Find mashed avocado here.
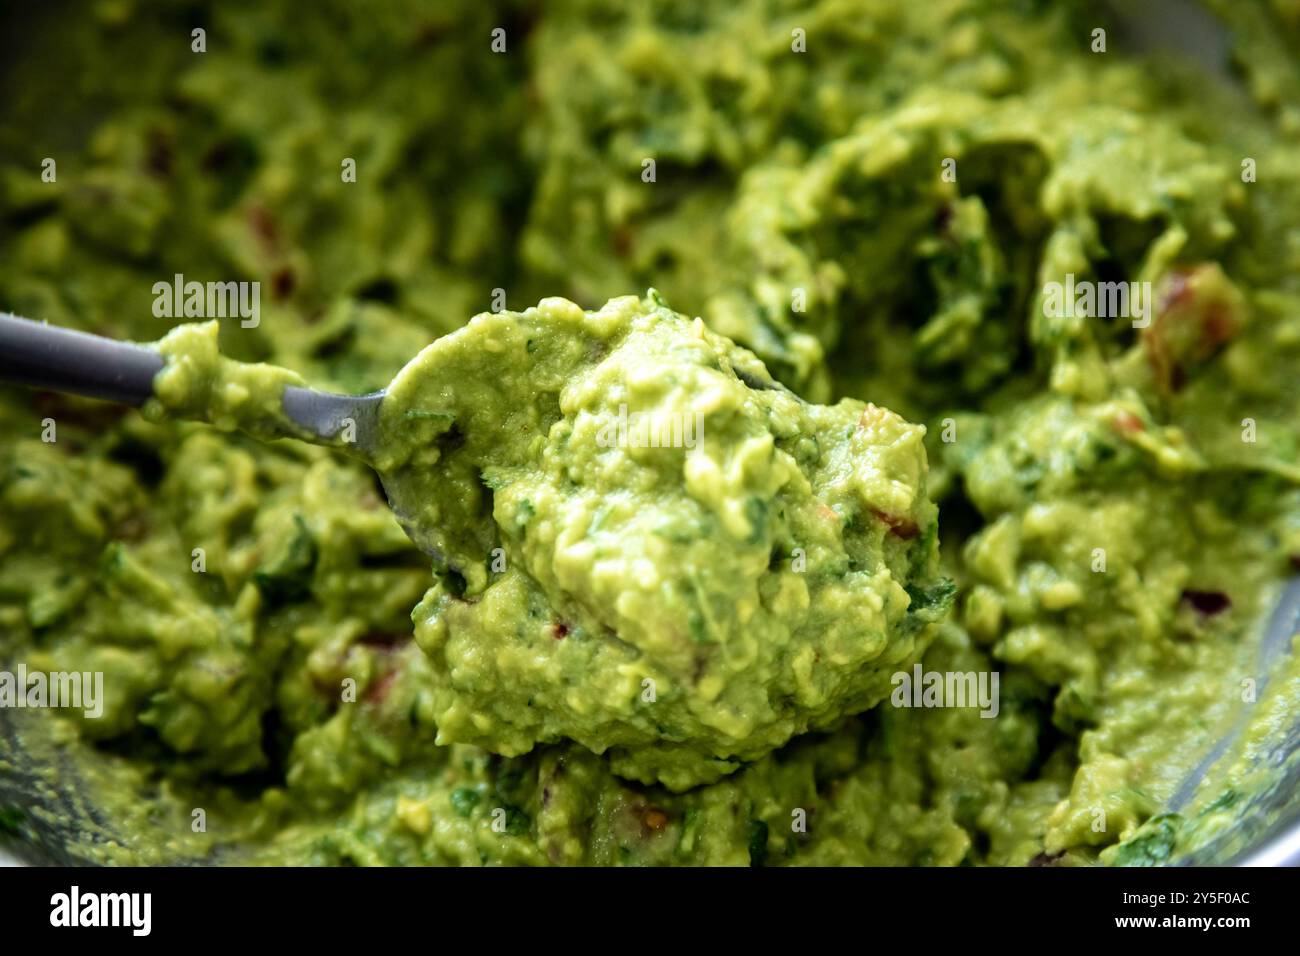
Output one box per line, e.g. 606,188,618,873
3,0,1300,866
148,320,313,441
381,293,945,789
143,294,947,791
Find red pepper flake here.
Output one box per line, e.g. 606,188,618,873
1145,265,1245,394
872,508,920,540
551,621,570,640
1111,411,1145,435
643,808,669,832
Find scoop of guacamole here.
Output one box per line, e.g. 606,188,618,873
376,293,946,789
4,0,1300,867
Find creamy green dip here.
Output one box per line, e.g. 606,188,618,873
384,293,945,789
143,294,948,791
3,0,1300,866
148,320,313,442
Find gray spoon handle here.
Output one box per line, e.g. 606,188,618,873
0,312,164,405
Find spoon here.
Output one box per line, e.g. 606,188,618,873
0,312,385,449
0,311,447,553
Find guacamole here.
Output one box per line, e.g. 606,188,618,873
143,294,947,791
385,294,945,789
148,320,314,442
3,0,1300,866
